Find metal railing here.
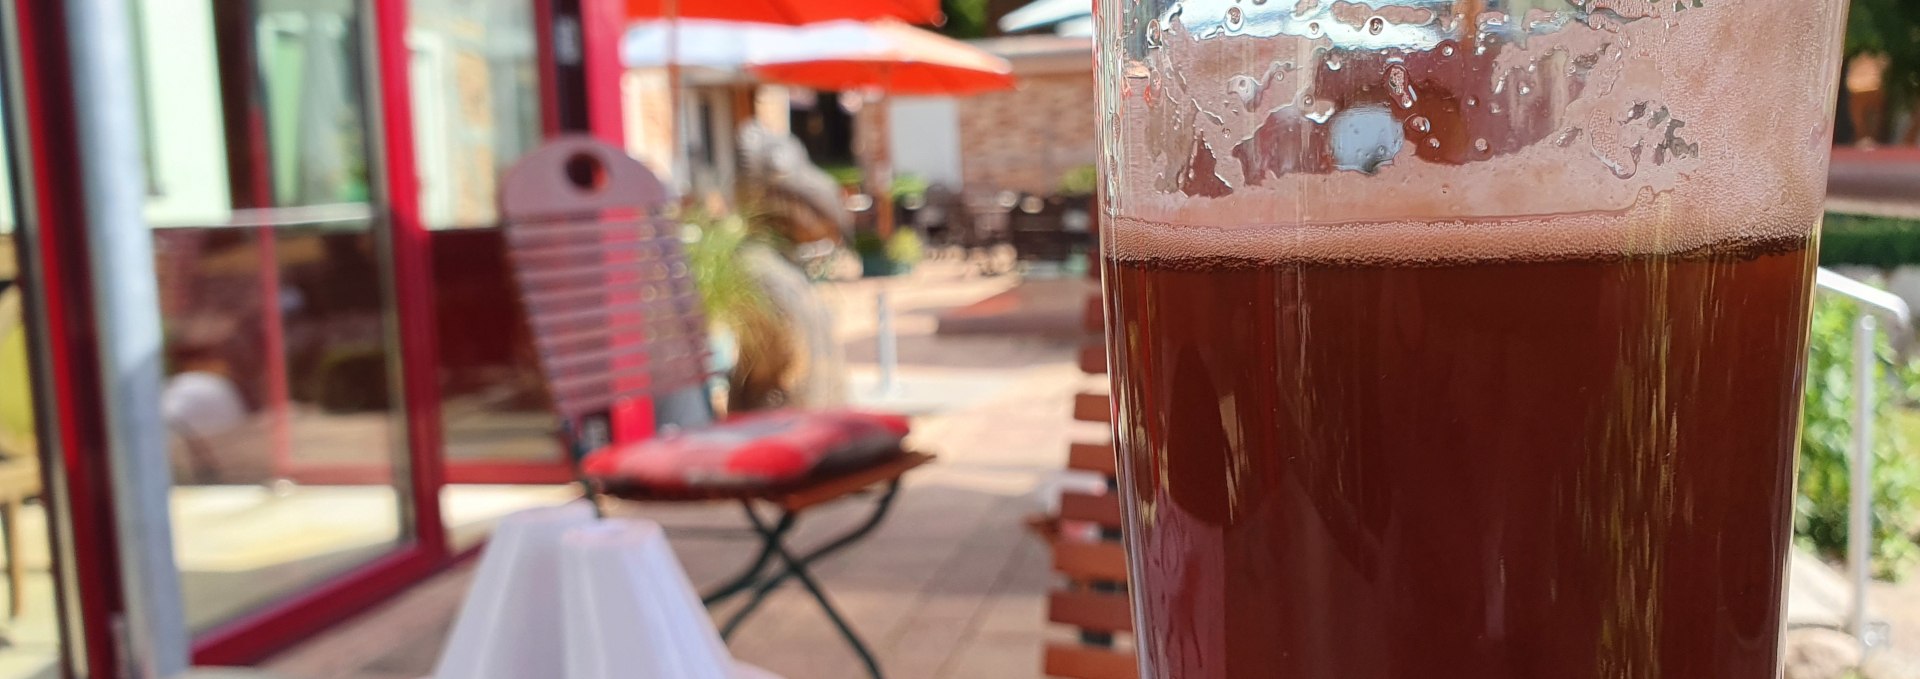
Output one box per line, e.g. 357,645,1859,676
1814,267,1912,648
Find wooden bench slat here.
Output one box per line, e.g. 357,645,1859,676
1084,296,1104,332
1079,342,1106,375
1049,589,1134,633
1067,442,1117,477
1044,643,1138,679
1058,491,1123,529
1053,539,1129,582
1073,392,1110,423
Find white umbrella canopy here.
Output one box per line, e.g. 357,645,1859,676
625,18,1011,79
621,19,784,69
1054,15,1094,37
997,0,1091,33
620,19,895,70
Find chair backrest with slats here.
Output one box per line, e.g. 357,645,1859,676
499,137,708,441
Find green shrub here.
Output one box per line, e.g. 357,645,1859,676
1820,212,1920,269
890,174,929,203
886,229,924,265
940,0,990,39
852,229,884,257
1797,295,1920,578
823,164,863,189
1059,165,1099,197
679,208,775,339
816,165,926,203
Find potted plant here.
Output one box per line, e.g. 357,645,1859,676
853,228,923,278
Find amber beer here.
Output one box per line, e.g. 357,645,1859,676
1105,232,1815,677
1096,0,1847,675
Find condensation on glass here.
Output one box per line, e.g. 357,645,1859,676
1096,0,1848,262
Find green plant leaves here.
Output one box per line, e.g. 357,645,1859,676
1797,295,1920,579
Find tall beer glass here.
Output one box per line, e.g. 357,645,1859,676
1095,0,1849,676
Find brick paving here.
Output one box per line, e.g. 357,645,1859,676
262,262,1091,679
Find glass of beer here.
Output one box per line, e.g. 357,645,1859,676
1094,0,1849,676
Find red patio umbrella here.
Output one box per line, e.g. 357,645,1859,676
626,0,943,192
749,20,1016,236
749,20,1016,96
625,0,942,25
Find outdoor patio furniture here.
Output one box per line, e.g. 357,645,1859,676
1007,194,1078,266
911,184,961,253
500,136,931,679
957,189,1016,275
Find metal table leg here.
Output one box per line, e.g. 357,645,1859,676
703,481,904,679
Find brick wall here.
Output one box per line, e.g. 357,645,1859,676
957,70,1098,195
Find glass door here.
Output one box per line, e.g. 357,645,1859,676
139,0,441,654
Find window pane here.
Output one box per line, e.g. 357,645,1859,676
136,0,232,226
409,0,543,228
412,0,572,548
158,0,411,634
258,8,372,207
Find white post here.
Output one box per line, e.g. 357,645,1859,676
875,288,896,395
64,0,188,674
1851,313,1876,647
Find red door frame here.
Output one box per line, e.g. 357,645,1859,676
11,2,133,675
582,0,628,145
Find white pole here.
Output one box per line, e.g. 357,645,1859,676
1851,312,1876,648
666,0,687,194
64,0,188,674
875,288,896,394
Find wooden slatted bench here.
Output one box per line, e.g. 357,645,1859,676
1040,212,1138,679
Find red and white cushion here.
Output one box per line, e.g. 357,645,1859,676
581,409,910,490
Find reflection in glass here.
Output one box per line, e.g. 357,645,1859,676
157,224,407,632
409,0,543,229
158,0,409,634
410,0,576,543
258,8,371,206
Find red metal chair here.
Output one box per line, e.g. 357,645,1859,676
499,136,930,679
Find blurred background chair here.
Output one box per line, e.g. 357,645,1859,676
500,136,931,679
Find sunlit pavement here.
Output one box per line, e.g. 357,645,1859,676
262,261,1091,679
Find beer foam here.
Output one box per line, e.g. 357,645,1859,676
1097,0,1847,264
1109,191,1822,267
